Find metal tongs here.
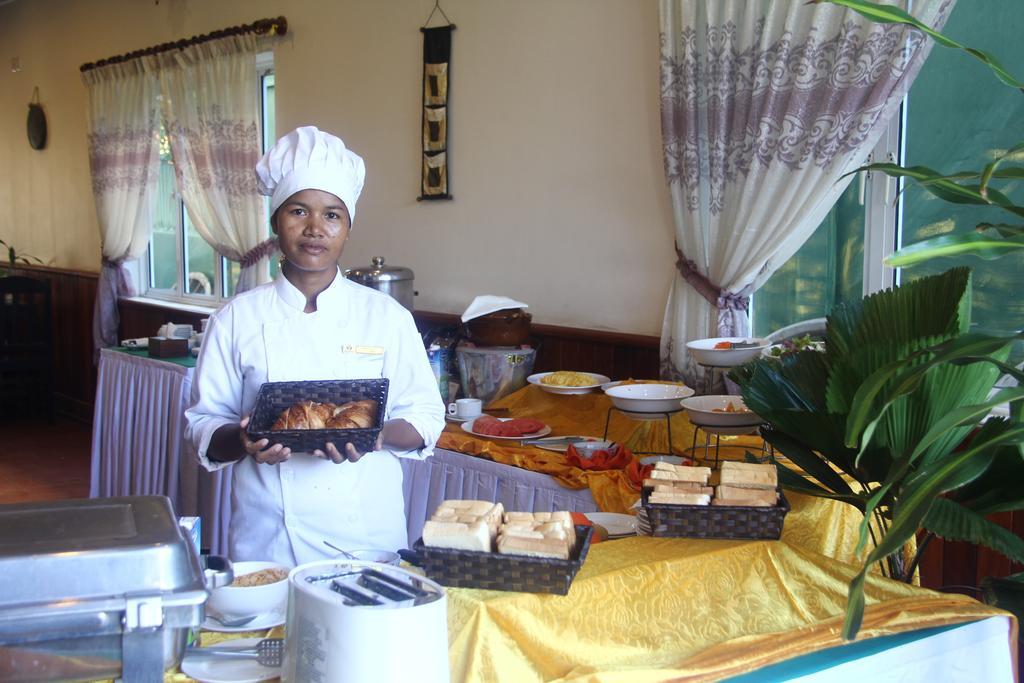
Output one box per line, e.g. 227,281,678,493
187,637,284,667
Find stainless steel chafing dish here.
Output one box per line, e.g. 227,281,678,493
0,496,231,683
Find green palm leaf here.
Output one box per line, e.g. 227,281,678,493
887,232,1024,266
924,498,1024,564
814,0,1024,91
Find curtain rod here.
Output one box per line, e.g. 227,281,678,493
79,16,287,73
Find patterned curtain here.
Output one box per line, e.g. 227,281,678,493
659,0,954,385
149,34,272,294
83,61,162,357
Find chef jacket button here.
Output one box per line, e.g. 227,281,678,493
348,514,358,522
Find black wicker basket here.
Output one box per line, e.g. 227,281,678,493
411,524,594,595
641,487,790,540
246,379,389,453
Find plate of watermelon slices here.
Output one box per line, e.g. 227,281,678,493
462,416,551,440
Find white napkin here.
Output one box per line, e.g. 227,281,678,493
460,295,530,323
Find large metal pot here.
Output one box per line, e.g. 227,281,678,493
344,256,417,311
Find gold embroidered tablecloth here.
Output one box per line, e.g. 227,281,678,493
445,537,1014,683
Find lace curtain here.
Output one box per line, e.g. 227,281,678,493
659,0,954,385
149,34,273,293
83,62,162,356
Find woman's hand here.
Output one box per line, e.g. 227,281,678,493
238,416,291,465
313,419,423,464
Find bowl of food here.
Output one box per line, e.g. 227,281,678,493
568,440,615,459
680,395,763,427
686,337,770,367
206,560,289,619
528,371,611,395
604,383,695,413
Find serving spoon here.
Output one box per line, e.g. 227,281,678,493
323,540,358,560
205,605,258,628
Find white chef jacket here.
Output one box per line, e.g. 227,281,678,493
185,268,445,566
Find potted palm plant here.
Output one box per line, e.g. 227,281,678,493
730,0,1024,640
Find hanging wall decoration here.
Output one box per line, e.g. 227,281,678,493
419,3,455,201
27,87,47,151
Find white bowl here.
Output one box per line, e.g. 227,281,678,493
207,560,289,619
680,395,764,428
346,549,401,566
686,337,770,367
605,383,695,413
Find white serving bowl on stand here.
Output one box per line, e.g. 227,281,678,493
680,395,764,431
686,337,770,367
605,383,696,418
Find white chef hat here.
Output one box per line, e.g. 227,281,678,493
255,125,366,222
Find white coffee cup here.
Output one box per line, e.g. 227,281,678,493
448,398,483,419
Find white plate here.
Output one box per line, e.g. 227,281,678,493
686,337,770,367
202,607,285,633
584,512,638,537
528,435,603,453
445,413,488,424
461,417,551,441
528,372,611,395
180,638,280,683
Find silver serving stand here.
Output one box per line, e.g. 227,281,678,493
688,420,772,468
601,406,685,457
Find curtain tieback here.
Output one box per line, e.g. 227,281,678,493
240,238,279,268
674,245,750,312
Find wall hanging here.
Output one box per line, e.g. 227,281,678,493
419,2,455,200
27,87,46,150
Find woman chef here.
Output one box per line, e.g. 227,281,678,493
185,126,446,566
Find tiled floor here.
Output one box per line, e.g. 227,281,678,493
0,416,92,503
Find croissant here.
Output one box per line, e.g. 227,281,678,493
271,399,378,431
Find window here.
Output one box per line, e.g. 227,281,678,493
753,3,1024,365
143,54,276,305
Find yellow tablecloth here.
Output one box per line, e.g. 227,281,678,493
438,385,759,514
446,537,1014,682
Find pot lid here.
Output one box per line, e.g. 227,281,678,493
344,256,413,283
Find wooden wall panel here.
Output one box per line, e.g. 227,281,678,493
412,311,661,381
8,265,98,422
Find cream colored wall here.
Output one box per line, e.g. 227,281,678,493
0,0,675,335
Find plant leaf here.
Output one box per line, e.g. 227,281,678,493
813,0,1024,92
924,498,1024,564
980,143,1024,199
886,232,1024,267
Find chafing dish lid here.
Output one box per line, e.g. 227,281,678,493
0,496,205,608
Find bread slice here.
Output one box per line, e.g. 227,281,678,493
648,491,711,506
422,519,491,552
497,534,570,560
653,483,713,496
712,496,775,507
647,466,710,485
716,484,778,500
435,499,495,515
719,469,777,489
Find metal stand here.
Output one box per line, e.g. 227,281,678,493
696,363,732,395
687,422,773,468
602,406,684,457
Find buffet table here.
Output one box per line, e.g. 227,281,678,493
161,539,1014,683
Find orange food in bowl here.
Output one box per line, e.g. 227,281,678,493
713,341,733,350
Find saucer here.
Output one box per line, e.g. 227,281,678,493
445,413,486,424
202,607,285,633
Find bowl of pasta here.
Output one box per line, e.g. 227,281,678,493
528,371,610,395
680,395,764,428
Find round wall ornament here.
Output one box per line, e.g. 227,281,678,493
27,87,46,150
